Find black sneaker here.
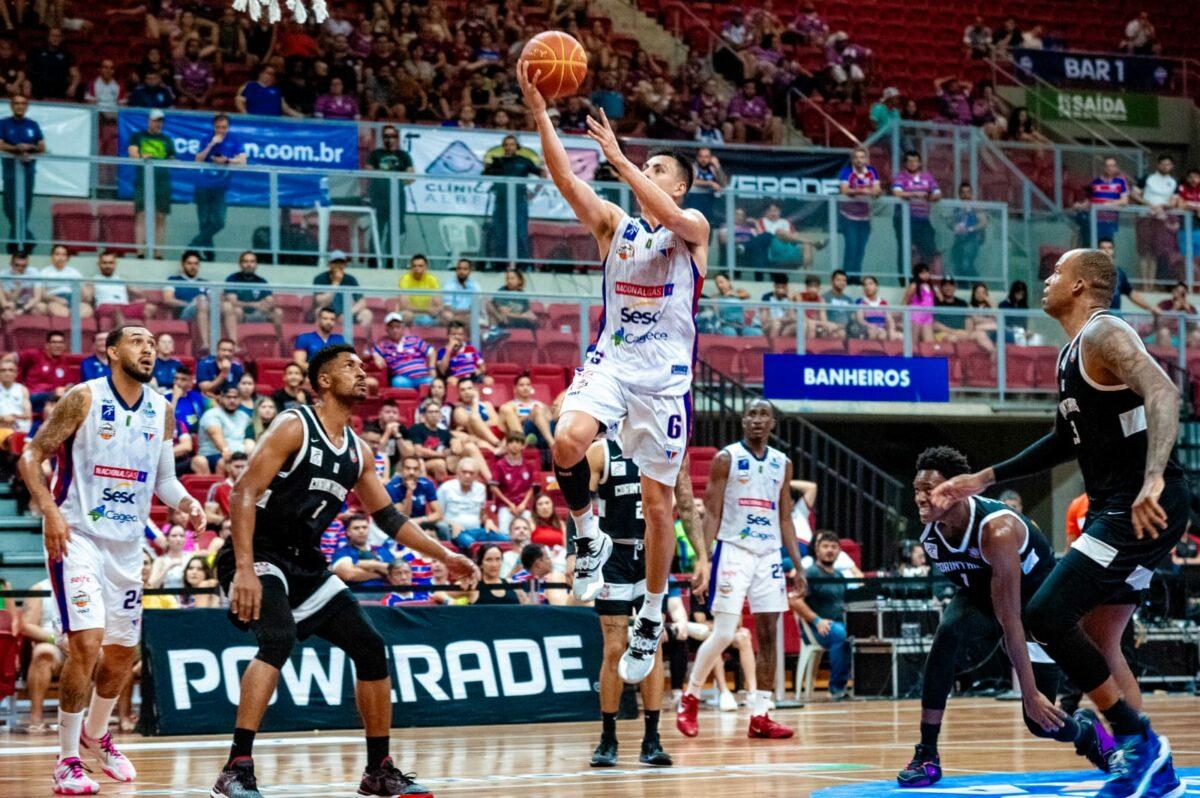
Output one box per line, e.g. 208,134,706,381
211,757,263,798
590,736,618,767
357,757,433,797
1074,709,1115,773
897,744,941,788
639,736,673,767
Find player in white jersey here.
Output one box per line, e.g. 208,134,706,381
676,400,803,740
19,326,204,796
520,62,711,684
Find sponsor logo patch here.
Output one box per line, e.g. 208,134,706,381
309,477,349,500
310,448,324,467
617,242,635,261
94,465,147,482
88,504,140,524
100,482,138,504
671,364,689,375
98,421,117,441
738,498,776,509
614,281,674,298
100,402,115,422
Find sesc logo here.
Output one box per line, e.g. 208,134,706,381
746,514,771,526
619,307,662,325
100,482,138,505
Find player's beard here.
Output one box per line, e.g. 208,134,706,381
121,360,154,384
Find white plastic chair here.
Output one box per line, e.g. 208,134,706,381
438,217,482,265
794,612,826,702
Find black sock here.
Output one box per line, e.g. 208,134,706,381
366,736,390,769
644,710,660,740
920,722,940,750
554,454,593,512
227,728,256,766
1101,700,1143,737
601,712,617,740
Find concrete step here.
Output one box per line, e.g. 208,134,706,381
0,527,43,552
0,498,18,515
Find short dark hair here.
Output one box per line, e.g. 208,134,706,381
770,272,789,285
1158,153,1174,163
317,306,337,317
284,361,305,375
344,513,368,528
214,113,230,125
505,430,526,444
46,330,65,342
307,344,357,394
813,529,841,548
915,446,971,479
181,249,201,263
456,258,473,268
104,324,140,349
515,372,532,386
904,150,921,160
175,364,193,377
647,148,694,193
229,451,248,462
447,320,466,333
410,253,428,266
520,543,546,570
51,243,69,256
805,274,820,287
831,269,846,280
1098,237,1114,247
216,337,235,349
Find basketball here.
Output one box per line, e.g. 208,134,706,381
519,31,588,99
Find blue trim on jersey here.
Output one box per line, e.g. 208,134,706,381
705,540,723,613
589,256,608,355
689,256,703,370
49,557,70,633
639,218,663,234
106,375,145,412
53,432,75,507
738,440,770,462
683,391,693,439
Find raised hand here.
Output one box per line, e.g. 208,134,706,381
517,60,547,115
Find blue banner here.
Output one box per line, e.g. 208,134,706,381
763,354,949,403
116,111,359,207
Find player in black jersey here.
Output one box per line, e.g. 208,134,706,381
210,345,478,798
935,249,1187,798
898,447,1113,788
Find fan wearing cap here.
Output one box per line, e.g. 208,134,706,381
127,108,175,259
870,87,901,132
372,311,435,390
311,250,373,326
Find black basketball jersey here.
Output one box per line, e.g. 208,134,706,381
1056,310,1182,506
596,439,644,539
255,405,364,564
919,496,1054,606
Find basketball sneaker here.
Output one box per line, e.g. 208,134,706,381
53,756,99,795
572,529,612,602
357,757,433,798
1096,718,1170,798
590,737,618,767
1147,753,1184,798
896,744,942,788
1074,709,1116,773
618,614,663,683
747,713,794,739
717,690,739,712
81,730,137,781
639,736,673,766
676,692,700,737
211,756,263,798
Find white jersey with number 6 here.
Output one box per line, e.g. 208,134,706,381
716,441,788,555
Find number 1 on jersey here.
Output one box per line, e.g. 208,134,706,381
312,500,328,520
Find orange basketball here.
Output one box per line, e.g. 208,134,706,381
519,31,588,99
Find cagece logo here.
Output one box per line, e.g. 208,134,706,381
100,482,138,505
619,307,662,325
88,504,139,524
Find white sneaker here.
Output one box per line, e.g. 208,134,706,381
81,731,137,782
618,614,663,684
572,529,613,602
53,756,99,795
718,691,738,712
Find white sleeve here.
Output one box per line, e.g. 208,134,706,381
154,433,189,507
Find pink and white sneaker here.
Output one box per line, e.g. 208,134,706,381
81,731,137,782
53,756,99,795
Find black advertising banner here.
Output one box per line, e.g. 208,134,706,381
715,147,846,196
1012,49,1174,93
140,605,603,736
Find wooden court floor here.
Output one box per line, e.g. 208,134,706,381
1,695,1198,797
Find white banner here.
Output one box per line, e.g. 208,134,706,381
398,126,601,220
0,100,94,198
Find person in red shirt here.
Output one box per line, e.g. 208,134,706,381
204,451,249,524
21,330,74,413
490,431,536,533
531,493,567,547
1173,168,1200,268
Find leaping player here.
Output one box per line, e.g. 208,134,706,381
676,400,802,740
18,326,206,796
520,62,709,682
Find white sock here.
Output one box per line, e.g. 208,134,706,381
571,506,596,540
84,693,117,740
753,690,773,716
58,708,84,761
639,590,665,622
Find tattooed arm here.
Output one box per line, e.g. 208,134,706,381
1083,315,1180,538
674,454,710,598
17,384,92,559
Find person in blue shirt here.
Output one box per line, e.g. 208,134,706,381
169,364,207,435
235,65,300,118
0,95,45,254
1098,238,1158,318
80,331,112,381
128,70,176,109
293,306,348,365
163,250,212,352
152,332,183,391
196,338,244,395
331,514,394,588
385,455,448,538
188,114,246,261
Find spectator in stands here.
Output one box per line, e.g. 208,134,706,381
314,75,359,120
1020,24,1044,50
20,576,67,733
272,362,311,410
966,283,1000,355
903,263,937,343
1132,154,1179,286
1121,12,1157,55
470,543,522,605
28,27,79,100
791,529,851,699
440,457,505,550
193,383,246,475
1152,281,1200,349
294,306,348,367
451,377,501,449
970,83,1005,139
696,272,751,337
38,243,89,319
999,280,1028,311
362,400,409,470
85,249,145,327
312,250,372,326
129,68,176,109
381,559,431,605
838,146,882,280
949,183,987,277
169,364,205,435
409,399,453,480
136,46,172,86
189,114,245,261
796,273,844,340
173,36,213,108
725,80,781,145
825,32,870,102
531,493,566,548
236,64,301,117
127,108,175,259
788,1,828,45
0,355,32,446
396,253,441,325
386,454,448,540
490,431,535,533
823,269,856,331
158,249,211,351
590,70,624,124
331,514,394,588
897,541,930,577
1075,157,1130,246
755,202,816,270
0,40,31,98
992,18,1022,56
235,372,258,415
1174,168,1200,263
365,124,413,257
892,151,942,275
440,258,480,326
372,311,434,389
487,268,539,337
934,77,972,126
0,250,40,319
501,517,533,577
868,87,900,133
760,273,798,347
197,337,243,395
694,108,724,145
483,134,542,265
80,331,111,381
963,16,992,59
1003,106,1047,143
204,450,247,525
685,147,727,223
84,58,123,117
932,276,970,341
179,555,219,608
498,373,555,447
221,250,281,343
21,330,72,412
147,524,189,589
857,275,898,341
0,94,43,254
999,489,1023,513
1098,238,1158,317
243,395,278,453
436,320,485,385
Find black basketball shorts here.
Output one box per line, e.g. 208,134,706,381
594,542,646,616
215,546,355,639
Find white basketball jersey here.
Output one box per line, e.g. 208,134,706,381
52,377,168,542
586,215,701,396
716,441,788,555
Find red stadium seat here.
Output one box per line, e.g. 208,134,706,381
8,316,50,352
96,203,136,253
530,364,568,396
956,341,996,388
491,329,538,364
239,323,281,360
51,202,98,250
803,338,847,355
698,334,739,376
737,336,770,383
839,538,862,569
917,341,962,386
180,474,220,502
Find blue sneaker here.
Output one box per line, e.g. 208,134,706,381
1148,754,1184,798
1096,719,1171,798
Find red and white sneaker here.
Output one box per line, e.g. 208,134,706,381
676,692,700,738
748,713,794,739
81,730,137,782
53,756,99,795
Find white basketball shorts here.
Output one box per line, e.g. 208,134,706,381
559,366,690,486
47,531,144,646
709,540,788,615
